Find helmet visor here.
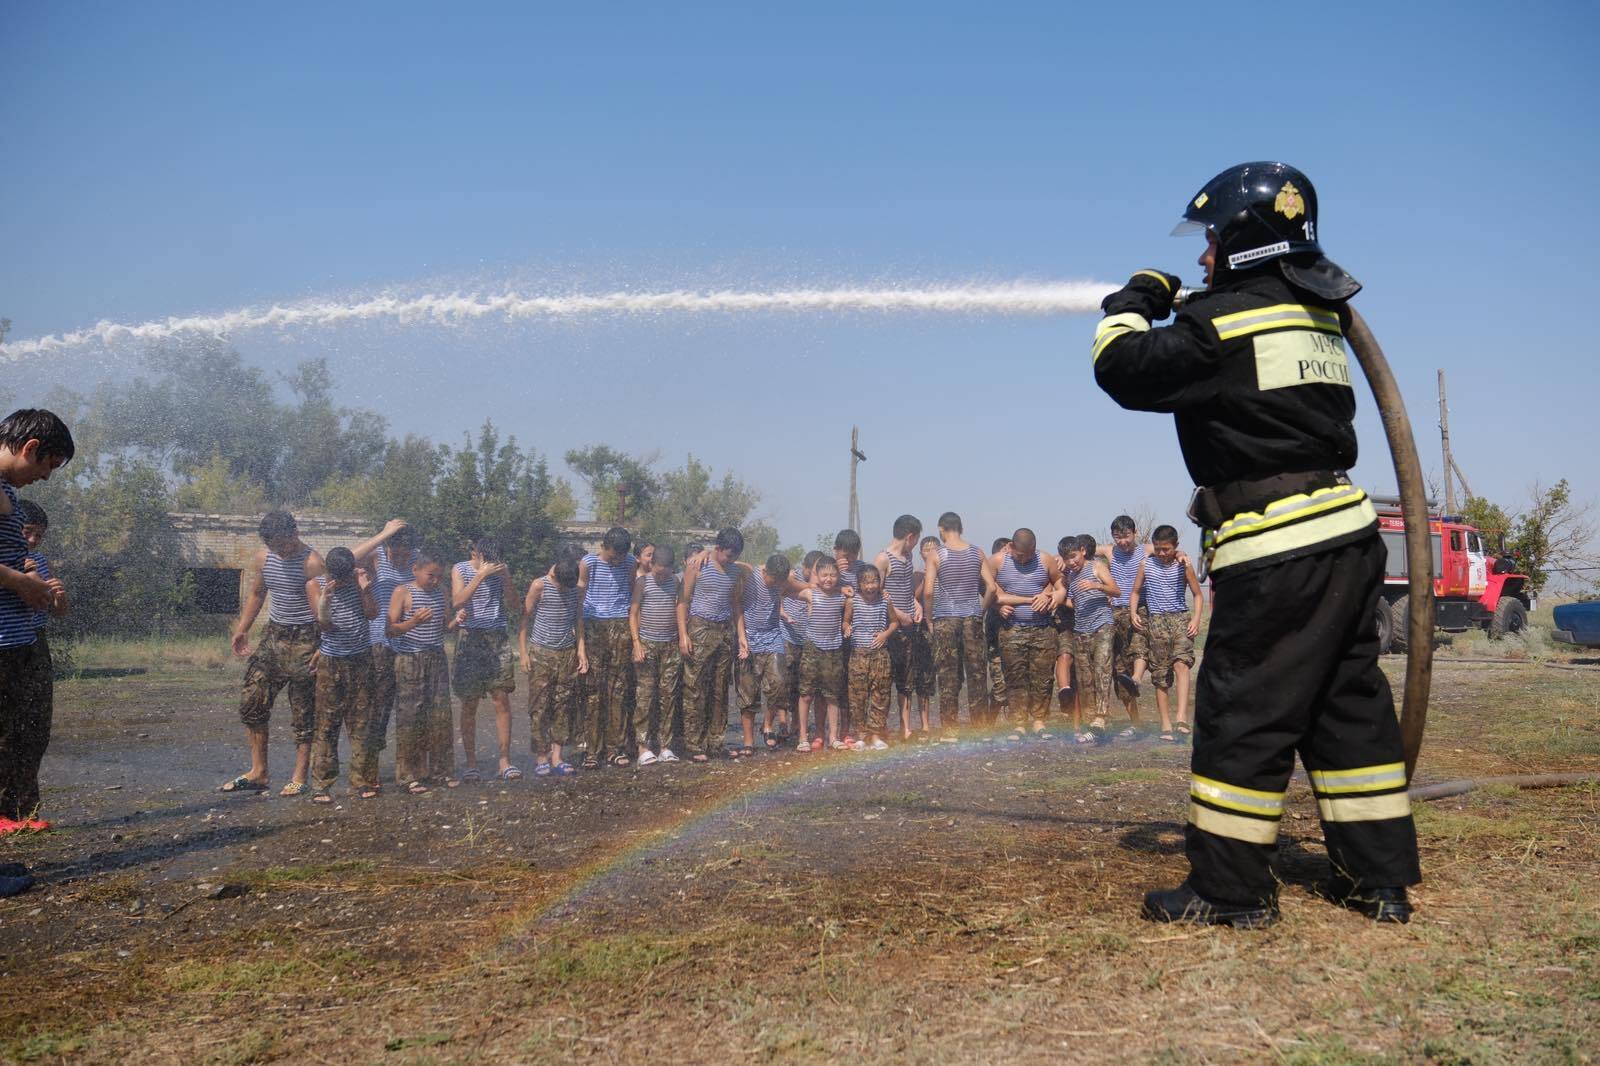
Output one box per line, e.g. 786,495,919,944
1171,219,1209,237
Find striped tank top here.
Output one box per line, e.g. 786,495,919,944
638,573,680,643
805,590,846,650
836,558,870,591
849,597,890,650
453,561,506,630
1069,564,1114,634
28,551,51,630
781,567,808,646
583,552,635,620
689,559,736,623
741,571,785,654
316,575,372,657
933,544,984,620
1142,557,1189,614
392,582,447,653
370,544,414,648
263,548,314,626
883,552,916,618
997,552,1049,627
1109,546,1142,608
532,578,580,649
0,483,29,650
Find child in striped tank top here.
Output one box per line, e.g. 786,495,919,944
734,553,793,755
578,527,637,770
791,556,849,752
1131,526,1204,743
366,530,417,761
1065,534,1122,745
451,537,519,782
387,550,466,794
679,528,745,762
305,547,380,801
521,557,584,775
780,551,822,744
630,545,682,765
1101,515,1151,725
874,514,924,742
924,512,997,740
844,566,905,750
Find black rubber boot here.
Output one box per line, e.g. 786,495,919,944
1314,877,1413,923
1141,881,1279,929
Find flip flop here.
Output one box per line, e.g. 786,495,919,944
554,761,577,776
219,774,268,794
498,765,523,781
534,763,553,777
763,731,778,749
312,790,333,805
461,768,483,783
1160,732,1178,742
356,787,381,799
278,780,308,797
406,780,431,795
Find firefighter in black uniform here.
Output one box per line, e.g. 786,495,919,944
1093,162,1421,927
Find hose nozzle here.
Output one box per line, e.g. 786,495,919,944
1173,287,1200,310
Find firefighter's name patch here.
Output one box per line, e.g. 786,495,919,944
1253,330,1351,391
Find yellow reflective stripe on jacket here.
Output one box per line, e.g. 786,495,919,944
1190,802,1280,844
1210,497,1377,572
1316,792,1412,823
1131,270,1173,292
1211,303,1341,341
1092,312,1150,363
1190,774,1285,817
1309,762,1407,795
1212,484,1369,547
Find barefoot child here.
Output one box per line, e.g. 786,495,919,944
387,549,466,794
791,557,848,751
845,565,903,750
735,553,791,755
630,545,681,765
452,537,518,781
521,557,586,776
1132,526,1203,743
305,547,380,802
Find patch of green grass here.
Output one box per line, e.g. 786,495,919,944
384,1031,452,1052
204,1027,279,1065
9,1029,89,1061
1413,804,1543,843
169,947,369,998
1280,1034,1394,1065
526,933,683,990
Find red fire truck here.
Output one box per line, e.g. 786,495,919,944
1373,497,1531,654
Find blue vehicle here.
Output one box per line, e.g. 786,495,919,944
1552,601,1600,648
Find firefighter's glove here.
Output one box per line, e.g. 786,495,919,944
1101,270,1182,321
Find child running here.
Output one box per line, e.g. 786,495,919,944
305,547,379,802
1131,525,1203,743
452,537,518,781
735,553,791,755
679,527,744,763
845,565,903,750
387,548,466,793
521,556,585,776
1064,534,1120,744
630,544,681,765
792,556,849,751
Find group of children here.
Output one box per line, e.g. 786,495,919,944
220,507,1206,801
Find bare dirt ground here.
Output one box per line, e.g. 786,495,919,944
2,644,1597,1065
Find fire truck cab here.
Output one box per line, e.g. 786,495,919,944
1372,497,1531,654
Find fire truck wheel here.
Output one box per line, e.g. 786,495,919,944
1489,597,1527,641
1375,598,1395,655
1390,594,1410,654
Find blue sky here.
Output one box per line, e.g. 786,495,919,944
5,2,1597,554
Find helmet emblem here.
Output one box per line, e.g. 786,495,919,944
1274,182,1305,221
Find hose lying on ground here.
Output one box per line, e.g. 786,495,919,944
1411,773,1600,802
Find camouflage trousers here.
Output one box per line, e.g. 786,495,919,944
986,614,1009,710
312,649,377,792
932,616,991,729
848,645,893,735
682,618,733,757
1072,626,1116,721
997,625,1060,722
369,644,398,752
1144,611,1196,691
635,638,682,752
785,640,808,709
238,621,319,745
0,637,52,821
583,618,634,760
453,628,516,701
799,643,845,702
528,643,579,752
394,647,453,784
1112,605,1150,676
737,648,787,716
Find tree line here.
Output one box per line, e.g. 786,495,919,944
4,341,799,645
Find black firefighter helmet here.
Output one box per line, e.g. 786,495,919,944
1173,161,1360,301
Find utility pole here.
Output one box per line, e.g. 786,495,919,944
1438,369,1457,515
848,426,866,532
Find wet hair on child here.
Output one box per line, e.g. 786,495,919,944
258,511,297,544
325,546,357,580
553,559,580,587
0,408,75,463
715,527,744,553
893,514,922,540
833,529,862,554
16,499,47,528
652,544,676,568
765,553,791,580
802,550,825,572
473,536,503,563
1151,525,1179,545
1111,515,1136,535
601,527,632,554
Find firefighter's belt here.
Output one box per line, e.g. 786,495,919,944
1187,470,1348,530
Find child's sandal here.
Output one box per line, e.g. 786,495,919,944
406,780,431,795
